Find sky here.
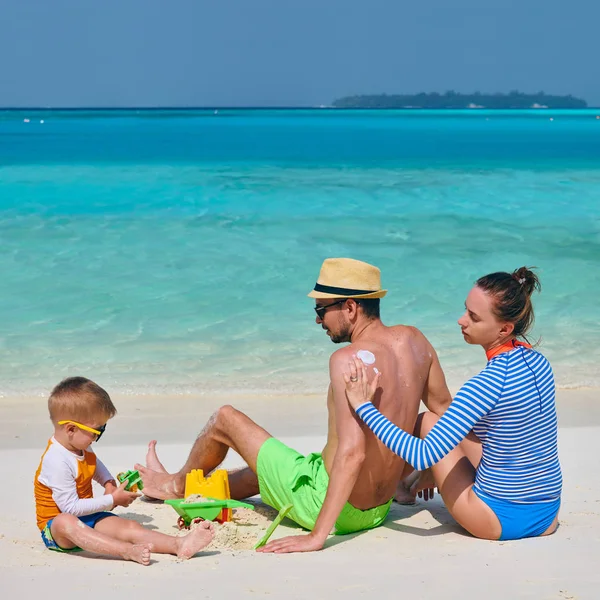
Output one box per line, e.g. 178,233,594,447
1,0,598,107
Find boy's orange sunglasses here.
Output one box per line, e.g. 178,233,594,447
58,420,106,442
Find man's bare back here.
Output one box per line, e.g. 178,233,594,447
323,324,451,510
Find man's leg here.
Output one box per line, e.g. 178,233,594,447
144,441,260,500
227,466,261,500
136,405,271,500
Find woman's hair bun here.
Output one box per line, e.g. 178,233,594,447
512,267,541,297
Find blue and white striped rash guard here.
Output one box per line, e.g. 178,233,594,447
356,347,562,503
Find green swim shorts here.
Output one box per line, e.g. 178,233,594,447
256,437,392,535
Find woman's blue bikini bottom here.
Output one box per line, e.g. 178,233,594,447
474,489,560,541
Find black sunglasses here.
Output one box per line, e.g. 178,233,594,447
314,299,347,320
95,423,107,442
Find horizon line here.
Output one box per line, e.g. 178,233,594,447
2,105,599,111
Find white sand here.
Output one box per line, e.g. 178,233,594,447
1,392,599,599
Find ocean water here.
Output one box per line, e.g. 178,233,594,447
1,108,599,397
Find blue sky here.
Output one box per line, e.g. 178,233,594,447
1,0,598,107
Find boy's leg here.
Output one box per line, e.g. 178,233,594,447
94,516,214,560
49,513,152,565
136,405,272,500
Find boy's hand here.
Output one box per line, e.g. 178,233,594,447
111,480,141,508
104,480,117,494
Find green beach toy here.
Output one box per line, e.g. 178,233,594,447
165,497,254,528
117,470,144,492
254,503,293,549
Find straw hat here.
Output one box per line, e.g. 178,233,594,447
308,258,387,299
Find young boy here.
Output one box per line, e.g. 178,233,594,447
34,376,214,565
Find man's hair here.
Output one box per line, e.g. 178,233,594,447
48,377,117,424
353,298,380,319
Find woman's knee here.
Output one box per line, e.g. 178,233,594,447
415,411,440,438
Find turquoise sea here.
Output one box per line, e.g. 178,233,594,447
1,109,599,397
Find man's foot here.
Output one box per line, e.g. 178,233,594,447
146,440,168,473
411,468,436,501
176,522,215,560
134,464,185,500
394,479,417,505
396,469,436,503
123,543,152,566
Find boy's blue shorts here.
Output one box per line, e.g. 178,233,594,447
41,511,115,553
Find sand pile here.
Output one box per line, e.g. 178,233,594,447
184,494,211,503
189,504,281,551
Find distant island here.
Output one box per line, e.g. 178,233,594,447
332,91,587,109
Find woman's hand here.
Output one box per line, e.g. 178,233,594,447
343,355,381,410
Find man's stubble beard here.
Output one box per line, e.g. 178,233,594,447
329,322,352,344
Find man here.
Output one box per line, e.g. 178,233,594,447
136,258,451,553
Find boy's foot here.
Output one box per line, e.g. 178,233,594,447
176,522,215,560
123,543,153,566
145,440,168,473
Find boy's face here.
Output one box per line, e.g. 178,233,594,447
59,417,108,451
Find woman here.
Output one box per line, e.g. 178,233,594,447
344,267,562,540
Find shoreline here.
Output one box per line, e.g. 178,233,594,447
1,388,598,451
1,369,598,400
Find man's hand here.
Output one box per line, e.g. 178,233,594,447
111,480,140,508
256,532,326,554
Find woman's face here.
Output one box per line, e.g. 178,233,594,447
457,286,513,348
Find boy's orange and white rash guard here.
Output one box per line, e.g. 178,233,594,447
34,437,115,530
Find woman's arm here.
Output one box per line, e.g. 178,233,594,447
346,356,505,470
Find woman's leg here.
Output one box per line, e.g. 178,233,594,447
94,516,214,560
49,513,152,565
541,515,560,536
417,412,502,540
396,413,484,504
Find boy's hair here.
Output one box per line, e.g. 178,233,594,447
48,377,117,424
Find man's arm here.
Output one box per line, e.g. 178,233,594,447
310,351,367,543
420,340,452,417
258,349,366,553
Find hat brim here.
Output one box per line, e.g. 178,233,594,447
307,289,387,299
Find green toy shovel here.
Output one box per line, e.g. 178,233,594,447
253,503,293,549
